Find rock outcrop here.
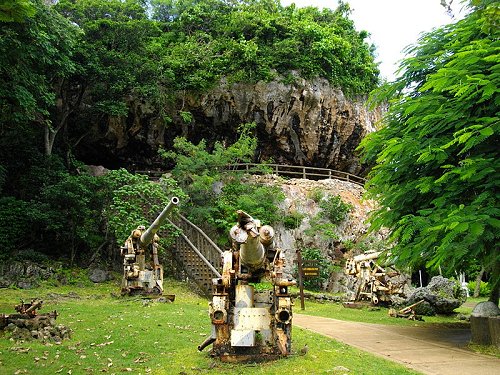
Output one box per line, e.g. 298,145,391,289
78,76,383,173
251,175,384,293
404,276,467,315
0,261,55,289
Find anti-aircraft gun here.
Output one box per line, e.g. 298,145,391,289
344,250,407,304
120,197,179,296
198,210,295,362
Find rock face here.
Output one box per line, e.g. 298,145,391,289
251,175,383,293
405,276,467,315
78,76,382,173
0,261,55,289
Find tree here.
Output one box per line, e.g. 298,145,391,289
0,0,35,22
54,0,162,158
161,123,284,245
359,1,499,303
0,0,79,155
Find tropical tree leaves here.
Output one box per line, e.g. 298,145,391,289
359,1,499,300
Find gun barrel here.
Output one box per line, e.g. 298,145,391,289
353,251,382,262
140,197,179,246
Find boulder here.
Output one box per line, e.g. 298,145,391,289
88,268,112,283
404,276,467,315
471,301,500,317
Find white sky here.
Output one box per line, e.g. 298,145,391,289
281,0,468,80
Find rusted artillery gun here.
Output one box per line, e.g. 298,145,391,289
120,197,179,296
1,299,58,329
198,210,295,362
388,300,425,321
344,250,407,305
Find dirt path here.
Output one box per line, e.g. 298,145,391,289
294,314,500,375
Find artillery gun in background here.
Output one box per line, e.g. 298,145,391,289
198,210,296,362
120,197,179,297
344,250,407,305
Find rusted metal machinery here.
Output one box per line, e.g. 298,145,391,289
120,197,179,296
1,299,58,328
198,210,295,362
0,299,69,343
344,250,407,305
388,300,424,321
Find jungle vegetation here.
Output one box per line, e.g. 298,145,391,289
359,0,499,303
0,0,498,302
0,0,378,265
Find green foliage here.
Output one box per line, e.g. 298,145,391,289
303,194,353,243
163,125,284,244
307,188,324,203
0,197,46,254
299,247,331,290
359,1,499,300
304,215,339,241
162,122,257,186
103,169,186,246
0,156,111,265
468,281,491,297
55,0,162,114
12,249,50,263
0,0,35,22
0,0,78,127
283,210,305,229
319,194,353,224
149,0,378,96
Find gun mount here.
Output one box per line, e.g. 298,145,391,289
120,197,179,296
344,250,407,305
199,210,295,362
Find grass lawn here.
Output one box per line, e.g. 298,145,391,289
0,279,422,375
295,296,487,327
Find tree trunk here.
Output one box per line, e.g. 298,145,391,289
488,262,499,306
44,125,57,156
474,266,485,298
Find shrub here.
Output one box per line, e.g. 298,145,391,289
283,211,305,229
307,188,324,203
297,247,331,291
319,195,353,224
467,281,491,297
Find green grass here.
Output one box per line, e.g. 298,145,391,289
295,295,487,327
0,280,422,374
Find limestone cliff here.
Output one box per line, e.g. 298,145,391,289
251,175,386,293
78,75,382,173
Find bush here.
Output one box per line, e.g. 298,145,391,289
307,188,324,203
297,247,331,291
283,211,305,229
467,281,491,297
319,195,353,224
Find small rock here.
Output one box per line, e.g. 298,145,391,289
333,365,350,372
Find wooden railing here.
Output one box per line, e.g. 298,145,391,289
135,163,366,186
226,163,366,186
168,215,223,296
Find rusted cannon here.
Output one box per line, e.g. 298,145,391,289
120,197,179,296
345,250,407,305
199,210,295,362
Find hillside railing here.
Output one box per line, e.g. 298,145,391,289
226,163,366,186
135,163,366,186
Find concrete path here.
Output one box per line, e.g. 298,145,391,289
294,314,500,375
